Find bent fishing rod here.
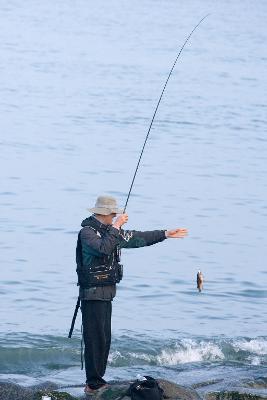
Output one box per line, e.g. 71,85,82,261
123,14,209,213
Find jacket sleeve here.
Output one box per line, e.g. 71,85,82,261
119,229,166,249
80,226,121,256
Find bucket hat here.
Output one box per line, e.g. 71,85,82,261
88,196,123,215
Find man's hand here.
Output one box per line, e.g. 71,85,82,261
165,228,188,239
113,213,128,230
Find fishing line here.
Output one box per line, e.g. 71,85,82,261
123,14,210,213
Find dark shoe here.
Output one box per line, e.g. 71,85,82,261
84,384,108,396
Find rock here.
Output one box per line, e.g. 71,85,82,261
0,382,75,400
243,378,267,390
2,378,267,400
33,390,75,400
192,379,225,389
59,378,202,399
0,382,34,400
31,382,60,391
0,379,201,400
205,390,267,400
158,379,202,400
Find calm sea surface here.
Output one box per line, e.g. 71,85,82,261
0,0,266,394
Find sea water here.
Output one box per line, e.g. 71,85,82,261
0,0,266,394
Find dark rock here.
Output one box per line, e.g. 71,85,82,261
0,382,34,400
0,379,202,400
192,380,225,390
0,382,74,400
68,379,202,399
205,390,267,400
33,390,75,400
31,382,59,391
158,379,202,400
243,378,267,390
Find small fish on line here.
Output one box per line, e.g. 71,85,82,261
197,270,204,292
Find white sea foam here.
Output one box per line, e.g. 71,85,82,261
108,350,124,363
156,339,224,365
109,339,224,366
233,339,267,355
249,356,261,366
128,352,153,362
106,338,267,368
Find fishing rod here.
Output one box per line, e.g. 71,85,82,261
123,14,210,213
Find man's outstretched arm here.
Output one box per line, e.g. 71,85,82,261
112,214,188,249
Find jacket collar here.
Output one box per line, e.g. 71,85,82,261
81,215,109,232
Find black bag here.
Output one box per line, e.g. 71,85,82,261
76,263,123,288
124,376,163,400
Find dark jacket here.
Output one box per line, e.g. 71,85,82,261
77,216,166,301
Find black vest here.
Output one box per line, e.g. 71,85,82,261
76,219,123,288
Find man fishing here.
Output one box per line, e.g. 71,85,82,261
71,13,209,395
76,195,188,395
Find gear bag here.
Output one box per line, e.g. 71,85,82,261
76,262,123,287
118,376,164,400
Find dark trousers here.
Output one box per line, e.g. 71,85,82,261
81,300,112,389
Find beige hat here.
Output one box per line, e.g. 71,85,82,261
88,195,123,215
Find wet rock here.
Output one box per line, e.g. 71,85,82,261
158,379,202,400
0,379,201,400
88,379,202,400
54,380,202,399
33,390,75,400
4,380,266,400
31,382,60,391
205,390,267,400
243,378,267,390
0,382,34,400
192,380,225,389
0,382,75,400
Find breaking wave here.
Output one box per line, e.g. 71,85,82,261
0,333,266,376
108,336,267,367
233,338,267,355
156,339,224,364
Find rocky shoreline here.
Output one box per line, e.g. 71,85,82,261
1,378,267,400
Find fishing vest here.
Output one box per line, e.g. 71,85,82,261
76,222,123,288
